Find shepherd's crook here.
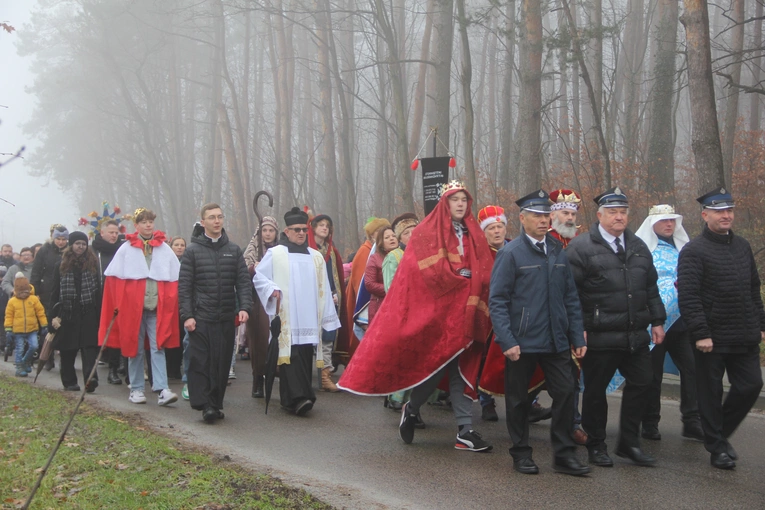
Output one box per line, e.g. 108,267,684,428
253,190,274,261
22,308,119,510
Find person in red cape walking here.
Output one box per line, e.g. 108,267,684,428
338,180,494,452
98,208,180,407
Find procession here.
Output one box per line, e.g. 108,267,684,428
3,180,762,485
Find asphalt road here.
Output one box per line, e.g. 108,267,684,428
5,357,764,510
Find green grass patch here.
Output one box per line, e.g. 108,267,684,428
0,375,331,509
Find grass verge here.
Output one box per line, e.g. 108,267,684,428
0,374,331,510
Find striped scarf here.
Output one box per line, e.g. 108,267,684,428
60,270,98,317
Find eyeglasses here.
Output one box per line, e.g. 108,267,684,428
288,227,309,233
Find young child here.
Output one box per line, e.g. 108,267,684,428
4,272,48,376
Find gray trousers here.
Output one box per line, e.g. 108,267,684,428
408,357,473,427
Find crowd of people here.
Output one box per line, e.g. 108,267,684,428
2,182,763,477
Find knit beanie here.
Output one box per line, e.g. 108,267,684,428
52,226,70,240
14,272,31,297
68,231,89,247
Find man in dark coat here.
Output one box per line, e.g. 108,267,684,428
489,190,588,476
31,225,69,316
567,187,666,468
677,187,765,470
92,219,125,385
179,203,253,423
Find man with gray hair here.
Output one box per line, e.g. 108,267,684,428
567,187,666,468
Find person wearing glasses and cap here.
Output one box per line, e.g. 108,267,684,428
677,187,765,470
488,190,588,476
252,207,341,416
567,187,666,469
635,205,704,443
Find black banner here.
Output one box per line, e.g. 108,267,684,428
420,156,450,216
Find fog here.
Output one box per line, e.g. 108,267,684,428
1,2,78,249
3,1,764,255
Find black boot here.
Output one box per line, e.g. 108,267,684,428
252,376,265,398
107,367,122,385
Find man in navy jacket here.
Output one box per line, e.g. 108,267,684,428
489,189,588,476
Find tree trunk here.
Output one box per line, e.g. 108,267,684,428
516,0,542,194
315,1,340,225
456,0,477,208
680,0,727,191
498,0,515,190
721,0,744,185
408,0,435,163
429,0,454,157
646,0,678,199
749,0,763,132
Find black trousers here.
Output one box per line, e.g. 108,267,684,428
188,320,235,412
581,346,652,450
505,350,577,461
164,346,183,379
104,347,121,370
643,327,699,427
59,347,99,388
694,347,763,455
279,344,316,409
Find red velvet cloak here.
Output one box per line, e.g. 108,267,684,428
337,188,493,398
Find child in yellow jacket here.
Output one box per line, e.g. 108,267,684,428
4,272,47,376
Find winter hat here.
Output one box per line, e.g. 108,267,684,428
14,272,31,297
363,217,391,240
260,216,278,231
52,226,70,240
284,207,309,226
0,265,7,276
391,213,419,240
68,231,89,247
311,214,333,227
477,206,507,231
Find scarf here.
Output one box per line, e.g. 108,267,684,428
60,268,98,318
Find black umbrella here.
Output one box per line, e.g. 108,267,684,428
264,314,282,414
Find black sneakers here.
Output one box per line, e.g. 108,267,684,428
455,429,492,452
399,403,416,444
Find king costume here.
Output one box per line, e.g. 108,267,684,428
338,181,495,452
252,207,341,416
98,225,180,406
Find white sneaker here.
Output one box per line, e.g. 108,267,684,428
158,389,178,406
129,390,147,404
228,369,236,380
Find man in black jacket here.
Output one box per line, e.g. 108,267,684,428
179,203,253,423
31,224,69,316
92,219,125,384
489,190,589,476
567,187,666,468
677,187,765,470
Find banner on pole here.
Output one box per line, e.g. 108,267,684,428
420,157,450,216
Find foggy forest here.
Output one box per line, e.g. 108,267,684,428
11,0,765,255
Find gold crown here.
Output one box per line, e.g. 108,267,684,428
555,191,581,204
439,180,467,199
133,208,146,219
648,204,676,216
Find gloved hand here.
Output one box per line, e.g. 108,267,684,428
5,330,13,343
39,327,48,338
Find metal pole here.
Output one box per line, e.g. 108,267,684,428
432,127,438,157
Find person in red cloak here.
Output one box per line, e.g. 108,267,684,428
338,181,494,452
307,213,349,392
98,208,180,407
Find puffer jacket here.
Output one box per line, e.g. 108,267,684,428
678,226,765,347
4,286,47,333
489,231,585,354
567,224,666,352
179,224,253,323
31,241,63,311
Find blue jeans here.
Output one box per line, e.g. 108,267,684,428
14,332,38,366
181,330,190,383
128,310,168,393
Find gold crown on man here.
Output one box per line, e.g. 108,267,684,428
439,180,467,198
